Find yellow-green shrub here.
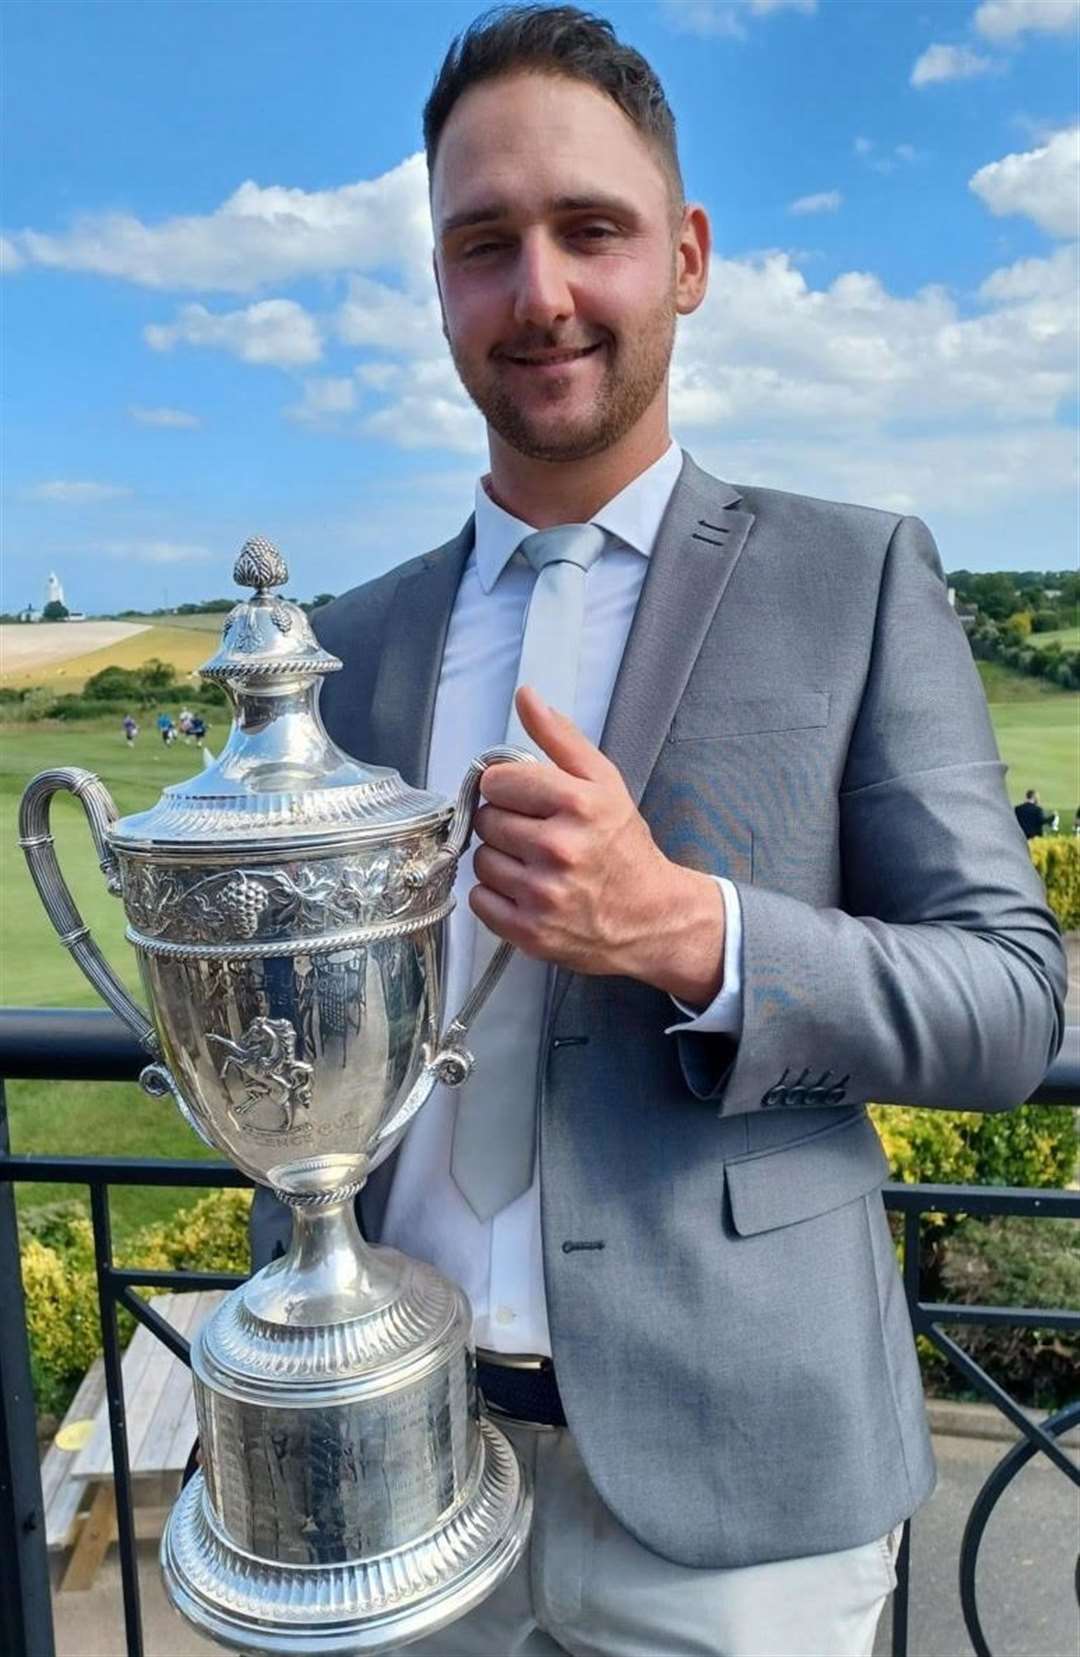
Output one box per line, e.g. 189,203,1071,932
121,1188,253,1274
870,1102,1076,1192
1029,834,1080,931
20,1188,253,1417
20,1215,99,1417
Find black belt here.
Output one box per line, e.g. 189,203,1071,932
476,1350,567,1428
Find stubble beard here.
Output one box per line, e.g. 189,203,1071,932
450,293,678,464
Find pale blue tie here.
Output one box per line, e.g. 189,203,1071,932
450,523,609,1220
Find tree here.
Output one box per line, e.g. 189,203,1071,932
42,600,69,622
1001,611,1033,644
311,592,335,609
139,657,176,691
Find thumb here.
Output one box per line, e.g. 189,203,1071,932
514,685,609,782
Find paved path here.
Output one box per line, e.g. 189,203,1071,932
50,1427,1078,1656
874,1432,1078,1657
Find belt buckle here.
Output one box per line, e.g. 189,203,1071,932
474,1346,549,1372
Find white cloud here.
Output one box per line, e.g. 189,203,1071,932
659,0,815,39
25,480,133,503
360,356,485,455
670,243,1077,432
144,299,322,367
335,275,442,355
686,426,1077,522
852,138,922,174
789,190,841,215
128,405,201,429
911,43,996,85
3,155,432,294
0,236,23,273
975,0,1080,41
969,126,1080,237
100,540,211,564
285,377,357,425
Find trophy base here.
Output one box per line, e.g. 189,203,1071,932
161,1415,531,1655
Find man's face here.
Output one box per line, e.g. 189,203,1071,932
431,72,698,463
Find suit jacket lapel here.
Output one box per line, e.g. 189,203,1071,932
358,520,472,1240
367,519,474,786
550,456,755,1020
600,452,755,804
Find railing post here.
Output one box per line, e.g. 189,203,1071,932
0,1079,56,1657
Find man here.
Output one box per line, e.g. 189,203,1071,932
1015,788,1055,840
253,8,1065,1654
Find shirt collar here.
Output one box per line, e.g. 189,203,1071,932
472,441,683,594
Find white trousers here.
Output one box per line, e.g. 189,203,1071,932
389,1420,900,1657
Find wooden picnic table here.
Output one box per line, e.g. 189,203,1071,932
42,1290,223,1590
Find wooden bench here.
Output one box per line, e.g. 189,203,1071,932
41,1290,224,1590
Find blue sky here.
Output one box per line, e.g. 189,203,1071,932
3,0,1078,615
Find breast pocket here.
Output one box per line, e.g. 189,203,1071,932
671,691,830,742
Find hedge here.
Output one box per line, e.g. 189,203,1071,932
20,1190,252,1417
919,1216,1079,1409
1029,834,1080,931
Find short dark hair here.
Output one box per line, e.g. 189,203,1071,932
423,5,684,212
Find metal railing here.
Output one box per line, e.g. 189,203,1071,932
1,1009,1077,1657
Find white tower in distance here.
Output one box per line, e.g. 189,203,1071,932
45,572,65,609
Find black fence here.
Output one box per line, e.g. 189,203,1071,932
1,1009,1077,1657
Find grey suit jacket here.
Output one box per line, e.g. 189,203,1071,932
284,452,1065,1569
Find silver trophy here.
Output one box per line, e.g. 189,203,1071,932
19,538,532,1654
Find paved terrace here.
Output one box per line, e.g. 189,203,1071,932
47,1417,1079,1657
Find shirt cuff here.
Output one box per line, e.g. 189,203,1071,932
664,877,744,1036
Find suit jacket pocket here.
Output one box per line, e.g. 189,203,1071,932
725,1110,888,1235
672,691,829,742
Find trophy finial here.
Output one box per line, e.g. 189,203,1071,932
235,536,288,593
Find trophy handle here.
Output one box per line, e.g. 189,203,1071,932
371,744,534,1155
19,767,159,1055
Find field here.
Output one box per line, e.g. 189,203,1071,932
3,656,1077,1240
1,623,213,692
992,698,1080,818
0,620,149,680
1,720,220,1237
125,610,227,633
1033,625,1080,652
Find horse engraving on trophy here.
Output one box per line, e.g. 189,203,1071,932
209,1016,314,1136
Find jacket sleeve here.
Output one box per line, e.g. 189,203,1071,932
676,514,1067,1115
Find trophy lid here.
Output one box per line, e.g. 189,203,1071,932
111,537,449,853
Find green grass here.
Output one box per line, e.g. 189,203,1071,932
973,663,1079,823
990,696,1079,824
1,720,221,1238
976,660,1066,703
1032,625,1080,651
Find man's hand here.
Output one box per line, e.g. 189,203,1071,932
470,687,727,1006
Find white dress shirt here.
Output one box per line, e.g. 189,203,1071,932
380,442,744,1355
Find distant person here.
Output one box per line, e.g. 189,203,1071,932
189,714,207,747
178,707,194,741
121,714,138,745
157,711,176,746
1015,789,1055,840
